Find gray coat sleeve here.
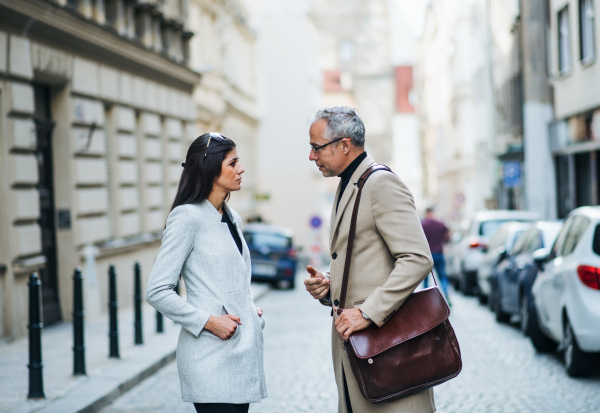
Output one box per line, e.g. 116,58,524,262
145,205,211,337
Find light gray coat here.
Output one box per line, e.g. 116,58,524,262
145,201,267,404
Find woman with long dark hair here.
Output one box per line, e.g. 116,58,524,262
146,133,267,413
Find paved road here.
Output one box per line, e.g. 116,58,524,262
101,279,600,413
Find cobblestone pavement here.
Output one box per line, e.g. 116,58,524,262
100,280,600,413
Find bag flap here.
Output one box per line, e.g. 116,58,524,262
349,287,450,359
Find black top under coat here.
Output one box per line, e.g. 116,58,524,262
222,211,243,255
336,151,368,213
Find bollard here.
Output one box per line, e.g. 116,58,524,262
73,268,86,375
108,265,120,358
156,310,164,333
134,262,143,345
27,273,45,399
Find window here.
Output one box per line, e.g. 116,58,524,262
561,216,590,256
551,216,573,259
580,0,595,63
559,6,572,73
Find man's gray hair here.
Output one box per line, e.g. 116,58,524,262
309,106,365,147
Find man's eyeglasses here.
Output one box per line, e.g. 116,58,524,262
310,137,348,154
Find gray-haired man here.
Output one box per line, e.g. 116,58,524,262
304,106,435,413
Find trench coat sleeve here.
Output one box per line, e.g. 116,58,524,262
145,205,211,337
359,173,434,327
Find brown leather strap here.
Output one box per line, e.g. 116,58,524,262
339,164,393,310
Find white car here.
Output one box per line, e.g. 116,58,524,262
454,210,539,295
530,207,600,377
477,221,532,304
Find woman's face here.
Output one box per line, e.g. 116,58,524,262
214,149,244,192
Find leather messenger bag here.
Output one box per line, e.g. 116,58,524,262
337,164,462,403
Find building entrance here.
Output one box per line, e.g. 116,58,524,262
34,85,61,326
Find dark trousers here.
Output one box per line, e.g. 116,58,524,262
423,252,449,298
194,403,249,413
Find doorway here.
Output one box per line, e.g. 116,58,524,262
33,85,61,326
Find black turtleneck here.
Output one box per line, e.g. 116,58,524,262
336,151,367,213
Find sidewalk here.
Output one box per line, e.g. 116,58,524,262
0,283,271,413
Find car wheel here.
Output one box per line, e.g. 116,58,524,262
520,293,530,335
528,298,558,352
287,279,295,290
564,318,593,377
477,289,488,305
494,288,510,323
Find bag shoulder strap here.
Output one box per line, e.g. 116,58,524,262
338,164,438,311
338,164,392,310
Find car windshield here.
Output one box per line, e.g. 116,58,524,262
244,232,292,249
479,219,531,237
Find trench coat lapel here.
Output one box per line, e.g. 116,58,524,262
329,155,375,251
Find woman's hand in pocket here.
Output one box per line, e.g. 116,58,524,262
205,315,242,340
256,307,263,316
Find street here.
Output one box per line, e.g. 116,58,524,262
100,278,600,413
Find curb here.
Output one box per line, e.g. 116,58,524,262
36,285,272,413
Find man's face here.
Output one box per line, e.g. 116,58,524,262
309,119,346,177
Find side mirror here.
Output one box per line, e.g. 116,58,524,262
533,248,549,270
497,247,507,264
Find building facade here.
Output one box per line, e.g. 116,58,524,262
549,0,600,218
417,0,498,227
0,0,198,340
187,0,259,219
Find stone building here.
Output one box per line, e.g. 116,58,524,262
187,0,259,219
548,0,600,218
0,0,199,340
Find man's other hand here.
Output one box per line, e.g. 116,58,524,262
304,265,330,299
334,308,372,341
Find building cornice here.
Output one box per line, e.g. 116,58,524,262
0,0,201,91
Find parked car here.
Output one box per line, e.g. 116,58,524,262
477,221,532,305
243,224,299,289
529,207,600,377
453,210,539,295
490,221,562,331
446,220,470,289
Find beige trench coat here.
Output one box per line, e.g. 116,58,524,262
322,155,435,413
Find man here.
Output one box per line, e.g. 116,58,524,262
304,106,435,413
421,207,450,302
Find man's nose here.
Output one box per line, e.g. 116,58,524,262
309,151,318,161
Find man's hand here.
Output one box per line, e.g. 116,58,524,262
256,307,263,316
304,265,330,299
334,308,372,341
204,315,241,340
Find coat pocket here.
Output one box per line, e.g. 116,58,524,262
353,300,365,308
222,305,241,340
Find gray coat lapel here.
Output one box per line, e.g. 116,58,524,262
329,155,376,251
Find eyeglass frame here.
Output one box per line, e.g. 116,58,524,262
310,137,349,154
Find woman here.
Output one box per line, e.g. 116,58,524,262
145,132,267,413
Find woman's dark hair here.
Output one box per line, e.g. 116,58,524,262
170,132,236,212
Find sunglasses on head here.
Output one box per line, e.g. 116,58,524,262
181,132,228,167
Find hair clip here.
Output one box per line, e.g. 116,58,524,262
181,162,186,167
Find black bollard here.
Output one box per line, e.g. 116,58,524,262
156,310,164,333
134,262,143,345
108,265,120,358
28,273,45,399
73,268,86,375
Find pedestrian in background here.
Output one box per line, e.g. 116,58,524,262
145,133,267,413
421,206,450,303
304,107,435,413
